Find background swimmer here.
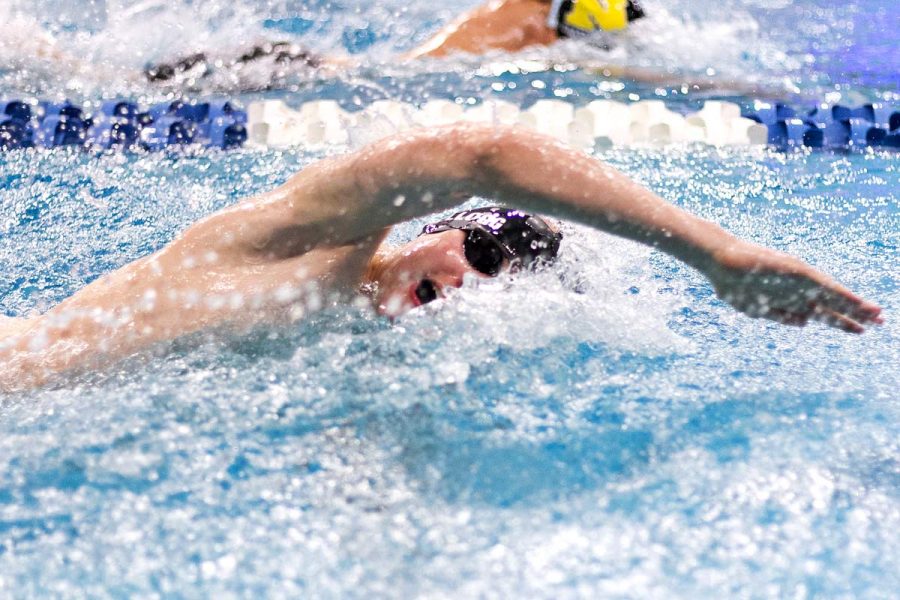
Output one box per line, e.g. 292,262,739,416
0,0,767,94
142,0,774,95
0,125,882,391
144,0,647,88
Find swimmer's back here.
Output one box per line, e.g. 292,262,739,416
407,0,557,58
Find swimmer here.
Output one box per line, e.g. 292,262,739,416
143,40,349,92
148,0,645,80
0,125,885,388
0,125,882,391
404,0,753,93
143,0,766,94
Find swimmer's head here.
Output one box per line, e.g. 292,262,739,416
548,0,646,37
367,207,562,317
421,207,562,272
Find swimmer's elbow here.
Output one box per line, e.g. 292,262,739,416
446,125,535,183
352,124,545,194
361,125,491,188
463,125,556,185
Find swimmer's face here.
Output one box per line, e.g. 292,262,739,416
372,230,497,317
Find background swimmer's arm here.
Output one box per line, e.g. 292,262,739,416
404,0,557,59
585,64,789,99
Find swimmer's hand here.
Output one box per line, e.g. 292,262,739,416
705,242,883,333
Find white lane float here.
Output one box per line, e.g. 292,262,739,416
246,99,773,150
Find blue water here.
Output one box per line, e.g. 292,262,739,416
1,0,899,597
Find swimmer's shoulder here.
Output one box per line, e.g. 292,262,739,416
0,315,32,341
408,0,556,59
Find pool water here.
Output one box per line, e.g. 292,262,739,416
1,0,898,597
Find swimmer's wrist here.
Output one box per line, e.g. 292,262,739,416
650,218,736,276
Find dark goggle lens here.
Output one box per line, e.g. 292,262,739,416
464,229,506,276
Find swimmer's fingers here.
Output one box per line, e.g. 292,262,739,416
756,259,883,330
708,241,883,332
777,286,880,334
790,283,882,333
810,287,884,326
767,309,808,327
766,305,863,334
807,305,866,334
716,274,882,333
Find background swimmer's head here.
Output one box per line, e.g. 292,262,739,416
550,0,646,37
366,208,562,317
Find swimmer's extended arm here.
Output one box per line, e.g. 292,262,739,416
286,124,880,332
459,126,881,331
405,0,557,59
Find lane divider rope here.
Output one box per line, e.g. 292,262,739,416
0,99,247,151
2,97,898,152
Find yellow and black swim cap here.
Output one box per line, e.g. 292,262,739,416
548,0,645,38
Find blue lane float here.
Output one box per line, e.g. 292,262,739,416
0,98,248,152
744,101,899,151
3,100,33,122
766,118,815,148
823,118,883,148
0,119,31,150
1,100,36,149
89,121,140,150
746,102,797,125
35,115,87,148
100,100,139,120
40,100,84,120
141,117,198,151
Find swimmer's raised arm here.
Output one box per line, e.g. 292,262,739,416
234,124,880,332
219,124,726,257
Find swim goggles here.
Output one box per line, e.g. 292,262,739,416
547,0,645,37
420,207,563,277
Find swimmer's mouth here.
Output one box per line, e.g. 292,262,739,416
412,279,438,307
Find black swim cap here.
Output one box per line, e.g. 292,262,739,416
420,207,562,269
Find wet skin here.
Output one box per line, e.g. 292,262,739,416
371,230,495,317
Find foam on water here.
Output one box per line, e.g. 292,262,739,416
1,137,897,596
